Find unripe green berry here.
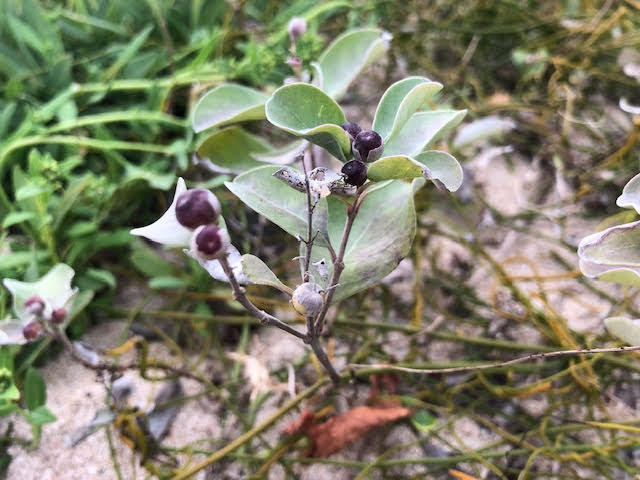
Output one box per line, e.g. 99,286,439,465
291,283,323,317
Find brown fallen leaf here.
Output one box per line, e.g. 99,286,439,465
284,405,410,457
448,469,479,480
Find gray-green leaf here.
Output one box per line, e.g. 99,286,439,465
604,317,640,345
318,29,391,100
241,254,293,295
312,178,423,302
192,84,269,133
384,110,467,157
265,84,350,161
196,127,272,174
372,77,443,141
225,165,329,245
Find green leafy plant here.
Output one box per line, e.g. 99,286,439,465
578,172,640,346
132,21,466,382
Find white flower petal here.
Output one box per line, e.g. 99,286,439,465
130,177,193,247
3,264,76,320
0,320,27,345
184,244,248,284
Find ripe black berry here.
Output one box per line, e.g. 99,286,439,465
24,295,45,316
353,130,383,163
175,189,221,229
191,225,230,260
341,160,368,186
51,307,67,325
22,321,42,341
341,122,362,141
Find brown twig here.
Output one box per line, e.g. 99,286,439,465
218,255,309,342
349,345,640,375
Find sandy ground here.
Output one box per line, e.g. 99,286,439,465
5,145,639,479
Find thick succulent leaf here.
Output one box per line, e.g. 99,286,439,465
414,150,463,192
3,263,77,319
372,77,443,141
192,84,269,133
367,155,426,182
196,127,271,174
266,84,350,161
383,110,467,157
130,178,192,247
604,317,640,345
452,115,516,149
616,173,640,214
241,254,293,295
578,220,640,286
367,151,462,192
251,140,307,165
225,165,329,245
311,178,422,302
318,29,391,100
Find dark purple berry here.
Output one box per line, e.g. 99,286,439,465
191,225,230,260
353,130,383,163
175,189,221,229
341,160,368,187
51,307,67,325
22,321,42,341
24,295,45,316
341,122,362,140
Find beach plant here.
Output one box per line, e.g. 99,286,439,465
132,20,467,383
578,172,640,347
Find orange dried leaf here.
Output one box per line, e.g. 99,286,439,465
448,469,479,480
284,405,410,457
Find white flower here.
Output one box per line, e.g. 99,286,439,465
131,178,247,284
130,177,192,247
1,264,78,345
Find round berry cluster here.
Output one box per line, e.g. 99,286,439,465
339,122,383,187
175,189,230,261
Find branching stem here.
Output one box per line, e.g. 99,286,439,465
218,255,309,343
349,345,640,375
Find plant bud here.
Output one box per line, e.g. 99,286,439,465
353,130,384,163
51,307,67,325
22,321,42,341
341,122,362,141
291,282,323,317
191,225,230,261
175,189,221,230
288,17,307,42
341,160,368,187
286,56,302,68
24,295,45,316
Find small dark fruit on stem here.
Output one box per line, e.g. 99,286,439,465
51,307,67,325
191,225,230,261
353,130,383,163
341,122,362,141
341,160,368,187
24,295,45,316
175,189,222,229
23,321,42,341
